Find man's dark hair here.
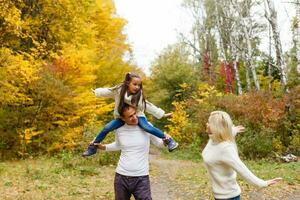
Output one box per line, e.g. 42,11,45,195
120,103,137,117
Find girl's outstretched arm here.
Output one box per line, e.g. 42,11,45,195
93,86,119,98
145,100,166,119
163,112,173,118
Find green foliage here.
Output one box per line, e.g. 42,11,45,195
237,128,275,159
148,44,199,110
280,86,300,154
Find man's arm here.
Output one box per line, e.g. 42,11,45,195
149,134,165,148
99,134,121,152
99,142,121,152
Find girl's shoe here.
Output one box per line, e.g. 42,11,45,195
163,138,179,152
82,144,97,157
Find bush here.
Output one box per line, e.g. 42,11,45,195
168,86,300,159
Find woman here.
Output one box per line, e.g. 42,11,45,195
202,111,282,200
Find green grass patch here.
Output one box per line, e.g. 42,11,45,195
160,144,202,161
0,153,117,200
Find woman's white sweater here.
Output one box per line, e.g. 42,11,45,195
202,138,268,199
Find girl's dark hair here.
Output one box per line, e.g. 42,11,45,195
118,72,146,114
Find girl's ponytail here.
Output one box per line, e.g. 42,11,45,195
125,72,131,81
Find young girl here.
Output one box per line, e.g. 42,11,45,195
82,72,178,157
202,111,282,200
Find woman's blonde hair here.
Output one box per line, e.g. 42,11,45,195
208,111,234,143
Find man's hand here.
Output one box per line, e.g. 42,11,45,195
163,112,173,118
94,143,106,150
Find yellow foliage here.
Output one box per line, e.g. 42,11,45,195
258,74,282,96
0,0,140,157
194,83,223,103
20,128,44,144
0,48,39,106
165,101,191,143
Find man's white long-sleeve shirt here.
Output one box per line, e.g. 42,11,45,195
105,124,164,177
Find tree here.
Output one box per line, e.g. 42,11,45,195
292,0,300,73
0,0,136,157
181,0,219,82
149,44,198,109
264,0,288,91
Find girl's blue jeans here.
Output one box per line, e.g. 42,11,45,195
215,195,241,200
93,116,166,143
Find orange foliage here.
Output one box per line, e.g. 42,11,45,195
213,92,286,129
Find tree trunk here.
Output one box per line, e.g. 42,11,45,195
265,0,288,91
231,31,243,95
215,3,233,93
229,0,260,91
296,0,300,73
242,22,260,91
268,22,273,91
242,51,252,91
233,55,243,95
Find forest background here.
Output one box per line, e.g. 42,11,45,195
0,0,299,161
0,1,299,199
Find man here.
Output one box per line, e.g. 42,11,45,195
97,104,165,200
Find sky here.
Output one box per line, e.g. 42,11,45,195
113,0,295,74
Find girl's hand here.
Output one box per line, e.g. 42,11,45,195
91,88,95,94
267,178,282,186
163,112,173,118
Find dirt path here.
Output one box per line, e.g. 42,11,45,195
149,150,300,200
149,150,210,200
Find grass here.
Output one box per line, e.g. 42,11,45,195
160,147,300,199
162,145,299,184
0,150,299,200
0,152,117,200
160,143,203,161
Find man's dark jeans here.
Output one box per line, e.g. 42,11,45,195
114,173,152,200
215,195,241,200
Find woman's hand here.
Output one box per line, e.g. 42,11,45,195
235,125,246,133
163,112,173,118
267,178,282,186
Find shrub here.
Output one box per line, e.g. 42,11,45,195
170,85,299,158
